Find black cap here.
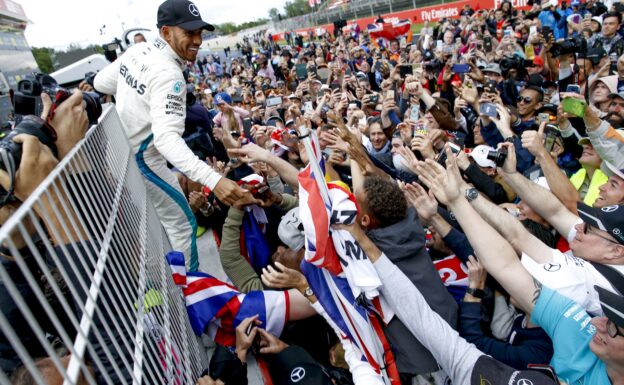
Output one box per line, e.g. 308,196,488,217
157,0,215,31
596,285,624,328
471,356,558,385
577,202,624,245
271,346,332,385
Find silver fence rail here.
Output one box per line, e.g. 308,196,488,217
0,105,209,385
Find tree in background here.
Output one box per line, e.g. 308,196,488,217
284,0,312,18
31,47,54,74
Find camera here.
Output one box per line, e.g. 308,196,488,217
487,147,508,167
550,36,587,57
499,55,524,72
424,58,443,72
0,115,57,184
13,73,102,125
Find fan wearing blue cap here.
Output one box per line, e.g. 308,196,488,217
94,0,252,273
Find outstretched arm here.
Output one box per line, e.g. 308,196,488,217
498,143,580,241
417,149,541,314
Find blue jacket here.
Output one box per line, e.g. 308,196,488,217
459,301,554,370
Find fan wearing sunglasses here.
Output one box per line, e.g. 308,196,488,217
516,86,543,123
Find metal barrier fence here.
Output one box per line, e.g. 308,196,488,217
0,105,209,385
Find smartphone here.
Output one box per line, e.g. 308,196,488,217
436,142,462,165
484,36,493,53
413,121,427,136
484,80,498,94
400,65,413,77
370,93,379,104
317,67,331,81
452,64,470,73
543,124,561,152
386,90,395,101
266,96,283,107
242,118,252,139
330,82,341,91
566,84,581,94
411,104,420,120
345,67,352,76
537,112,551,125
304,101,314,112
562,97,587,118
479,102,498,117
542,26,553,41
374,61,382,72
295,63,308,80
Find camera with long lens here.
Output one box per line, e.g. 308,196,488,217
499,55,524,72
13,72,102,125
487,147,508,167
550,36,587,58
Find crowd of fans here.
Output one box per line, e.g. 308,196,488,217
179,0,624,383
2,0,624,384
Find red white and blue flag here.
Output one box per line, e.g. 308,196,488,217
167,251,288,346
367,20,412,41
297,131,398,383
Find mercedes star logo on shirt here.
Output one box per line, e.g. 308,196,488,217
290,367,306,383
543,263,561,272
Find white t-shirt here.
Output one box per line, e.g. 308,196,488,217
521,219,624,315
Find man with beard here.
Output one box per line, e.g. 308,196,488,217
606,92,624,128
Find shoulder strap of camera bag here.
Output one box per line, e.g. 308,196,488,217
590,262,624,296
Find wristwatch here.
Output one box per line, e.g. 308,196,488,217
465,187,479,202
302,287,314,298
466,287,485,299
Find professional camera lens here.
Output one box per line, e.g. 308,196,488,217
81,92,103,125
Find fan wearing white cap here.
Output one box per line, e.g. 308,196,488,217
94,0,251,272
455,145,516,204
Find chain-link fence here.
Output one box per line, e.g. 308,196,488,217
0,105,209,385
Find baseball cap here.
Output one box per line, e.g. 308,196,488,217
214,92,231,105
578,137,591,146
470,356,558,385
157,0,215,31
571,0,581,6
592,16,603,26
602,160,624,180
355,71,367,79
595,285,624,328
577,202,624,245
609,92,624,100
288,93,301,100
483,63,502,75
272,345,332,385
278,208,305,251
469,145,497,168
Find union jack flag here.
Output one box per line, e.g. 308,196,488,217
167,252,288,346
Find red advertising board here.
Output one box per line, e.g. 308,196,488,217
272,0,534,40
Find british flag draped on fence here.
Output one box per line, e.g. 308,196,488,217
297,131,400,384
166,252,288,347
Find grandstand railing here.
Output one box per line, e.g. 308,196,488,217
0,105,209,385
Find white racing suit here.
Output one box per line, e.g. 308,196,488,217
94,37,222,271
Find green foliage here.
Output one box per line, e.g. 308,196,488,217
215,19,268,35
283,0,311,18
31,47,54,73
268,7,280,20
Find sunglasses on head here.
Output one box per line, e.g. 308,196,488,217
517,95,533,104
